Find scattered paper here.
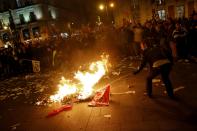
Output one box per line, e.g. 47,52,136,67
104,75,110,79
121,66,126,68
0,95,7,101
128,64,138,70
128,84,134,88
129,56,133,60
104,114,111,118
129,63,133,66
143,67,148,70
122,58,127,62
152,79,161,83
111,91,135,95
10,123,20,130
112,71,120,76
164,86,185,94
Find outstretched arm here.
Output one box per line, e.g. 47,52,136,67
133,54,147,75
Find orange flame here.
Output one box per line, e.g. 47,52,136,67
50,54,109,102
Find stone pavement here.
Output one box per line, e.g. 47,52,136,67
0,60,197,131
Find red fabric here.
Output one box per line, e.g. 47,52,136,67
46,105,72,117
88,85,110,106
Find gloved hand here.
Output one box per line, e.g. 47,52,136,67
133,70,139,75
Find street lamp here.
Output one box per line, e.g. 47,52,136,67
99,4,105,11
109,2,114,8
3,26,8,30
98,2,115,24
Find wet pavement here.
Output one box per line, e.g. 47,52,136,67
0,57,197,131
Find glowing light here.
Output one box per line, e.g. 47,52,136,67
50,77,78,102
60,33,69,38
3,26,8,30
50,54,109,102
109,2,114,8
99,4,105,10
35,10,43,19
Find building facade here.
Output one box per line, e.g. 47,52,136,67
0,0,80,44
113,0,197,27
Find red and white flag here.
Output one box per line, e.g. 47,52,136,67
88,85,110,107
46,105,72,117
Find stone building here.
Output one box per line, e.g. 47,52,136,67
113,0,197,26
0,0,80,44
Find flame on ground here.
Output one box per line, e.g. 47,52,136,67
50,54,109,102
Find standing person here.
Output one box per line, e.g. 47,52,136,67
189,13,197,57
172,22,188,62
142,21,156,48
166,18,176,59
133,23,143,57
121,20,134,56
133,43,174,99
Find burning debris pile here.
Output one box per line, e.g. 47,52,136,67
49,54,109,103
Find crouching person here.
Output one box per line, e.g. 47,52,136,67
133,43,175,99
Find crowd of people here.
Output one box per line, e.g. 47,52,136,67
0,41,55,78
0,30,97,79
0,12,196,79
119,12,197,62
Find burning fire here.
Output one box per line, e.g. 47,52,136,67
50,54,109,102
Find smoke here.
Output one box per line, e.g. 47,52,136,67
66,29,122,71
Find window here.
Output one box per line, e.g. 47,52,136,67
176,6,184,18
156,0,165,5
9,16,15,30
32,27,41,38
2,33,10,42
19,14,25,24
16,0,21,7
29,12,37,22
48,10,52,19
157,10,166,20
22,29,30,40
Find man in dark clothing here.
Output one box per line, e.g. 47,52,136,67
172,22,188,61
133,44,174,98
142,21,157,47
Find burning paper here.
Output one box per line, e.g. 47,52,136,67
50,54,109,102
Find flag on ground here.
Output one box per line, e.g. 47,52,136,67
46,105,72,117
88,85,110,107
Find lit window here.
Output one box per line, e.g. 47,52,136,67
22,29,30,40
2,33,10,42
19,14,25,24
157,10,166,20
156,0,164,5
29,12,37,22
16,0,21,7
159,0,162,4
176,6,184,18
32,27,41,38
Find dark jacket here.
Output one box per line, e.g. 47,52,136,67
136,47,173,73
